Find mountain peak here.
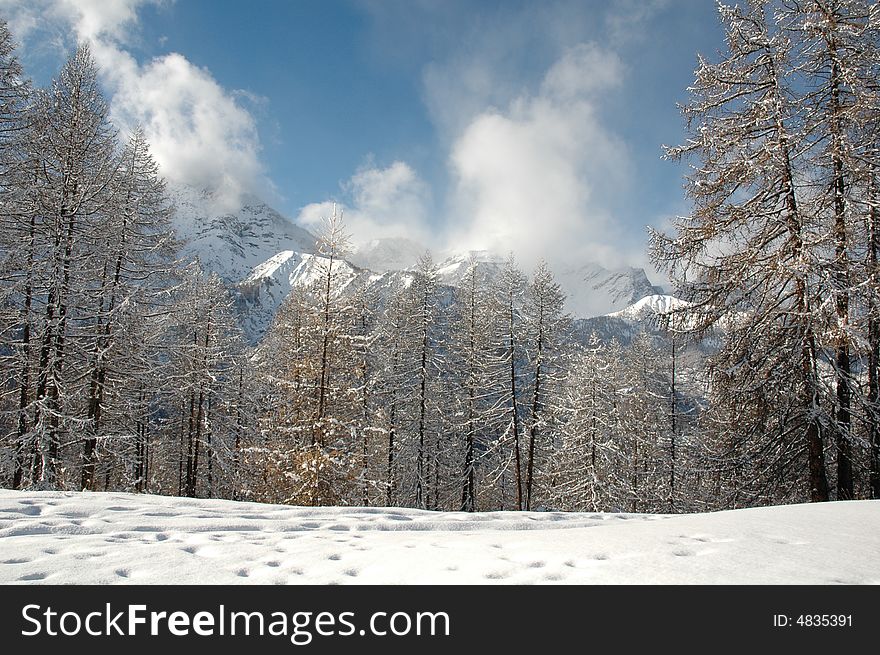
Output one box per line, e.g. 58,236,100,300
170,183,317,285
607,294,690,320
349,236,426,272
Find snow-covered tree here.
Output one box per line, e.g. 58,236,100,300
164,267,244,498
653,0,831,502
552,336,623,512
79,127,176,490
521,260,570,510
250,209,362,506
447,256,493,511
0,20,33,489
787,0,880,500
655,0,880,503
350,283,382,506
487,254,528,510
26,46,121,488
373,284,415,506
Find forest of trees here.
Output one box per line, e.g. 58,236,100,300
1,0,878,513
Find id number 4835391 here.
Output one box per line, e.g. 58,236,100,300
773,614,852,628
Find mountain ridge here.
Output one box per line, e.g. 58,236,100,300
170,186,671,343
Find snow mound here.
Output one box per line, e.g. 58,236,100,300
0,491,877,585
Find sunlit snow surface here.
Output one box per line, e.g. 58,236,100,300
0,491,877,584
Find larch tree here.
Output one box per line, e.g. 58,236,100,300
489,254,528,510
409,252,444,510
165,265,243,498
0,20,33,489
651,0,832,502
79,127,176,490
784,0,880,499
312,206,353,450
28,46,120,488
522,260,570,510
350,283,381,506
552,336,623,512
374,285,417,506
249,284,317,504
448,256,493,511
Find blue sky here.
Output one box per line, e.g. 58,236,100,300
1,0,724,270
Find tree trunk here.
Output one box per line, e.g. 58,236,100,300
526,353,542,510
315,253,334,448
461,384,476,512
670,334,677,512
386,391,396,507
806,332,830,502
416,288,429,509
460,281,478,512
769,54,830,502
508,293,523,510
829,53,853,500
868,172,880,498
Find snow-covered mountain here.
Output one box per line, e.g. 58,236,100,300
237,251,363,339
430,249,503,286
169,184,317,285
573,293,708,349
557,262,664,319
427,248,662,319
349,237,426,273
607,294,690,322
170,188,672,343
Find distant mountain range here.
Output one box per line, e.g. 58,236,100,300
169,185,674,344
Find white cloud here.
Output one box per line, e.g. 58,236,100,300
540,43,623,100
54,0,148,41
1,0,270,211
0,0,157,57
359,0,656,269
297,161,432,246
98,45,269,211
604,0,670,47
422,55,519,139
444,43,634,269
295,41,637,269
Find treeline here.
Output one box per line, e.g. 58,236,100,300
242,217,703,512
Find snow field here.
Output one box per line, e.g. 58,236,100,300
0,491,877,585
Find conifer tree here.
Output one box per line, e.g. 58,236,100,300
0,20,33,489
652,0,832,501
522,260,569,510
449,257,492,511
27,46,120,488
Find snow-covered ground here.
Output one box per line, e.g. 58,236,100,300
0,491,877,584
